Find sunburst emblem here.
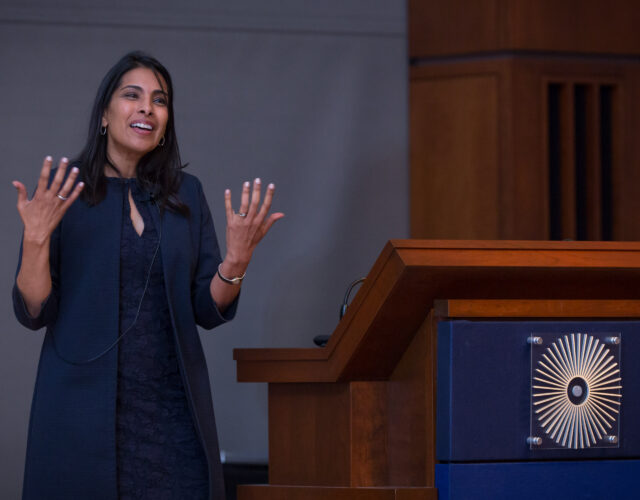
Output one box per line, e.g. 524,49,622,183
532,333,622,449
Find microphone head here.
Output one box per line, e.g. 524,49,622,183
340,304,348,320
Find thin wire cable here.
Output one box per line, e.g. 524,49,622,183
52,195,162,366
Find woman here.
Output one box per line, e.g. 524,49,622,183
12,51,282,499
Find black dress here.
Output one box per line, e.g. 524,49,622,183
115,179,208,499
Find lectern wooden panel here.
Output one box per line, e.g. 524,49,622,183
234,240,640,499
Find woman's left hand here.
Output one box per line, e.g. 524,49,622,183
222,178,284,276
210,178,283,311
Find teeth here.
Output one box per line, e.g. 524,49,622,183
131,122,152,130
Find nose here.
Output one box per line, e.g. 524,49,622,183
138,96,153,115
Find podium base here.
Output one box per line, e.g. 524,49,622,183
437,460,640,499
238,485,437,500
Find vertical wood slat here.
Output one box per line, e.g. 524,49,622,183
585,84,602,240
609,83,631,240
387,314,432,487
560,84,577,240
574,84,587,239
600,85,615,241
547,82,561,240
350,382,389,487
548,81,616,241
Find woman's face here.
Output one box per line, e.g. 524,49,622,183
102,67,169,162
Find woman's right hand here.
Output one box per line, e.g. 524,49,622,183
13,156,84,244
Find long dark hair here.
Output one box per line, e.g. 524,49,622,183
74,51,188,215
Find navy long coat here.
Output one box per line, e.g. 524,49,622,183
13,173,235,500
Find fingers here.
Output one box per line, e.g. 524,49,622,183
228,178,282,235
224,189,233,220
238,181,250,215
260,212,285,238
257,183,283,237
49,157,69,193
18,156,83,213
36,156,53,193
257,183,275,220
12,181,28,209
248,178,261,217
57,166,80,199
64,179,85,205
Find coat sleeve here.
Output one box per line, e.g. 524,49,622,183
191,177,239,330
12,224,60,330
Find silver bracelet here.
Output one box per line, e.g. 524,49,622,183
217,263,245,285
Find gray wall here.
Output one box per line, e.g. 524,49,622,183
0,1,408,495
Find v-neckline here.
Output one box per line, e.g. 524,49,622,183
127,187,145,238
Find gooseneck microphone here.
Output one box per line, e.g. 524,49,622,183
313,277,366,347
339,277,366,320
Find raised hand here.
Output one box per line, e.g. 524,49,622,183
223,178,284,272
210,178,283,311
13,156,85,244
13,156,84,317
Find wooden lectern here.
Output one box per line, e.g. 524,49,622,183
233,240,640,499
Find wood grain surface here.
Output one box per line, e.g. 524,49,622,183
235,240,640,383
238,485,436,500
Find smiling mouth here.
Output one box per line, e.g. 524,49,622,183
131,122,153,131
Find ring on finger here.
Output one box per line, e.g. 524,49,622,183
57,194,68,201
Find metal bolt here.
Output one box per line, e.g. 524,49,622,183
527,436,542,446
604,435,618,444
528,336,543,345
605,336,621,345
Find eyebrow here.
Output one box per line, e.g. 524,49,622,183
120,84,168,97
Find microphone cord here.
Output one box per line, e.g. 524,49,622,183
52,196,162,366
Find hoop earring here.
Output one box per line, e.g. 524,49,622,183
100,126,107,136
158,136,165,147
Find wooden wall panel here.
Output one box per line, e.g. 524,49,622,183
411,56,640,241
613,68,640,240
410,74,500,238
502,57,548,239
507,0,640,55
410,0,640,58
514,59,639,241
410,0,640,242
408,0,502,58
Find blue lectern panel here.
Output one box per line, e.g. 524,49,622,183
436,321,640,461
436,460,640,500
